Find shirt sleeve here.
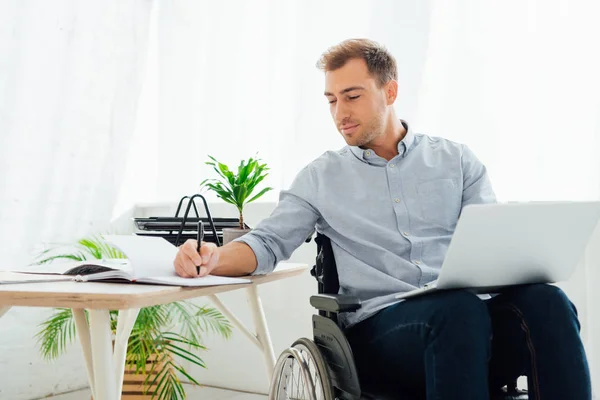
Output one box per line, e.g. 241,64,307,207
461,144,497,208
233,165,320,275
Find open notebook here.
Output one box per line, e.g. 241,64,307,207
4,235,250,287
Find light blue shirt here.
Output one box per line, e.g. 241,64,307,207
235,121,496,328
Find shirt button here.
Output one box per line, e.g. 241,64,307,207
394,198,400,203
414,260,421,265
390,164,395,168
365,150,372,156
402,232,409,237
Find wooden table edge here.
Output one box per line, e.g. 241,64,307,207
0,265,309,310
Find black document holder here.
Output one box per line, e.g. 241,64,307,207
134,194,249,247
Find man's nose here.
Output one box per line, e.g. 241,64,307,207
334,102,350,121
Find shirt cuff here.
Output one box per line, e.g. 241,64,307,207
232,233,274,275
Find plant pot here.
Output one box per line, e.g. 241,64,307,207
122,354,163,399
92,352,163,400
222,228,251,245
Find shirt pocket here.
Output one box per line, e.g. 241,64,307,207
416,178,461,230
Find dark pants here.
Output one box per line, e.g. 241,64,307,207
346,284,591,400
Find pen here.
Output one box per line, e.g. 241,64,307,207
196,221,204,276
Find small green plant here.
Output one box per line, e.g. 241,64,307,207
200,155,273,229
34,236,232,400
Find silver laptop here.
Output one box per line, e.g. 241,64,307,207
395,201,600,300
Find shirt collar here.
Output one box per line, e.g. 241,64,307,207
398,120,414,156
349,120,414,163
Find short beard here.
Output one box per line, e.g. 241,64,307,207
356,117,384,148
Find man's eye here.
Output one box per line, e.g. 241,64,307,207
328,100,337,104
349,95,360,100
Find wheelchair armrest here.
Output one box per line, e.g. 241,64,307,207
310,294,362,313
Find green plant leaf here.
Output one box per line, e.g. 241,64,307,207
152,361,174,400
232,185,245,210
127,331,156,373
147,351,188,400
236,159,253,184
215,162,235,186
77,238,103,259
245,187,273,205
33,235,126,266
194,306,233,338
166,302,200,344
34,253,87,264
137,306,170,333
206,183,236,205
35,308,77,360
201,155,271,214
163,341,206,368
248,173,267,189
173,363,202,386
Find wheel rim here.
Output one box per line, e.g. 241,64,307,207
272,348,319,400
293,343,328,399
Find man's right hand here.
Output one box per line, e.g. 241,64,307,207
173,239,220,278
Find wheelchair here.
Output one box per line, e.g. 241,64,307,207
269,233,528,400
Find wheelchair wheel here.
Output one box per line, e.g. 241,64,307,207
269,337,334,400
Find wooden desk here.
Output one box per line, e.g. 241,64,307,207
0,263,308,400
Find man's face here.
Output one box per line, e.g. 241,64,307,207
324,58,389,147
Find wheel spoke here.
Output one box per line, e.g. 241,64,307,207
271,339,332,400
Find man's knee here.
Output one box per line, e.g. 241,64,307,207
509,284,579,329
429,290,491,338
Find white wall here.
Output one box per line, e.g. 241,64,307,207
0,308,90,399
0,201,316,398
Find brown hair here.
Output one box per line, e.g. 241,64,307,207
316,39,398,87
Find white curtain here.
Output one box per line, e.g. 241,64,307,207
0,1,153,397
415,0,600,391
115,0,434,212
0,0,154,265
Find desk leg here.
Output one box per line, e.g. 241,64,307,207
209,295,261,348
246,285,276,377
113,308,140,398
73,309,96,398
0,306,11,319
74,308,139,400
89,309,117,400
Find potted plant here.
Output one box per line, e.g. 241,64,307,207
33,236,232,399
200,155,273,244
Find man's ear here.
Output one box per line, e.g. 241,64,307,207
385,80,398,105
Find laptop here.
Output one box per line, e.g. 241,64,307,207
395,201,600,300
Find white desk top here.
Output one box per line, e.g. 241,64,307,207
0,263,308,310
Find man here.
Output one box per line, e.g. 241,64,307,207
174,39,590,399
